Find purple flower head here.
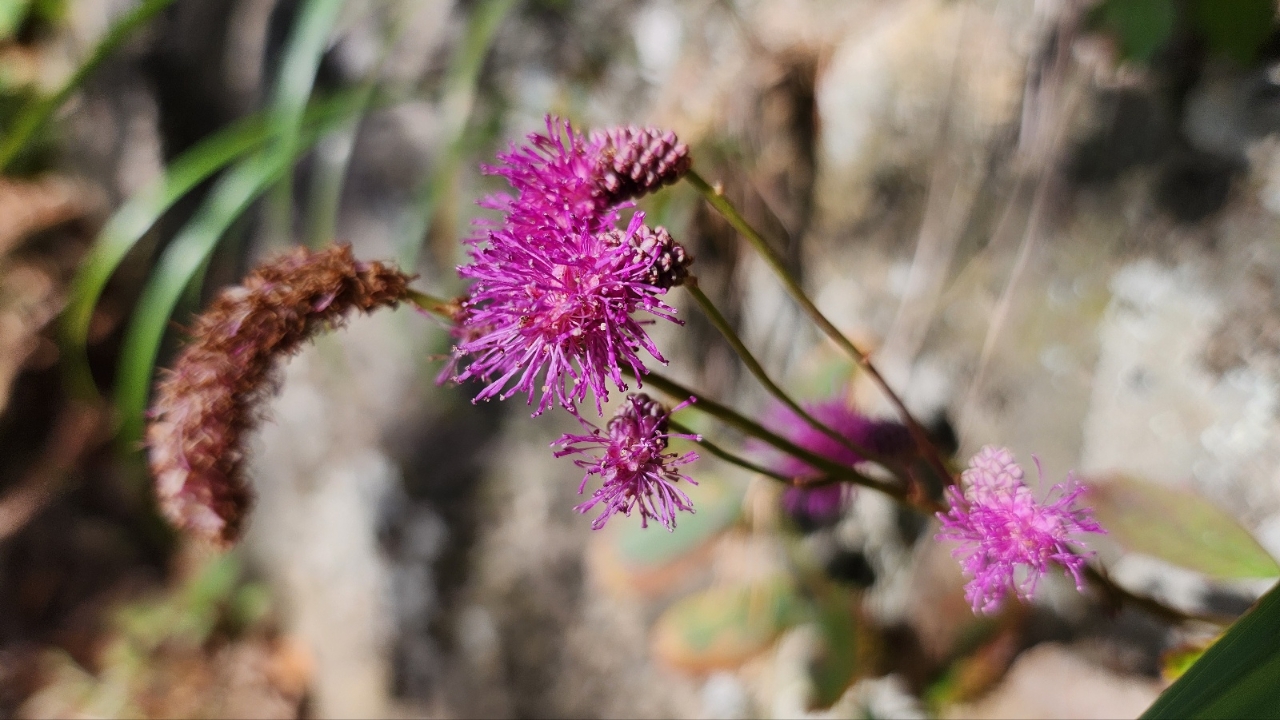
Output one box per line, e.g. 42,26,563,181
478,117,692,245
480,116,619,241
781,483,852,527
757,397,913,480
452,212,686,415
755,397,911,527
936,446,1105,615
590,125,692,203
555,393,699,531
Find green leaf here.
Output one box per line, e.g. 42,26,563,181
613,474,742,569
652,577,804,672
1087,475,1280,579
0,0,177,171
1191,0,1274,66
1093,0,1176,63
263,0,346,245
60,91,367,401
1142,581,1280,718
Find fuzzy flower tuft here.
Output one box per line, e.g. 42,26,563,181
448,117,695,416
478,117,692,242
555,393,699,531
936,446,1105,614
453,212,686,416
480,116,620,240
146,245,413,545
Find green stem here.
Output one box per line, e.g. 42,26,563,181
1084,566,1231,626
405,288,458,319
685,280,911,482
636,369,907,500
669,418,795,482
0,0,179,172
685,169,954,485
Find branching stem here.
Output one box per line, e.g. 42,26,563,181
685,169,954,486
685,280,913,482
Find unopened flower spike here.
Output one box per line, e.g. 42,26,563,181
590,125,692,204
555,393,699,531
936,446,1105,614
146,245,414,545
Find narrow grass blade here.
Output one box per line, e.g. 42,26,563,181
1142,581,1280,718
113,152,287,445
395,0,516,270
263,0,346,245
61,91,367,398
0,0,177,171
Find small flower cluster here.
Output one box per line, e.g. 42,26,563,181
448,116,693,417
444,117,699,530
147,245,413,545
937,446,1104,614
555,393,698,531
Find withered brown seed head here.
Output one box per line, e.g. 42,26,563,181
591,126,692,203
146,245,413,545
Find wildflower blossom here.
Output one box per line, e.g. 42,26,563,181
480,116,620,240
555,393,699,531
147,245,412,544
479,116,692,241
453,212,688,416
936,446,1105,614
755,398,912,524
448,116,694,415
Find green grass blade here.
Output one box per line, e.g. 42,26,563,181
302,3,424,249
263,0,346,245
395,0,516,270
0,0,177,171
1142,581,1280,718
0,0,33,41
61,91,368,399
112,151,287,445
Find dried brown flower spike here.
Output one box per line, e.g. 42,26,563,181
146,245,413,545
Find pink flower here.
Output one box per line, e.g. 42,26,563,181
452,213,685,416
448,117,694,416
477,116,692,244
937,446,1104,614
555,394,699,531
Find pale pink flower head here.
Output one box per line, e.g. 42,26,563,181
936,446,1105,614
554,393,699,531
